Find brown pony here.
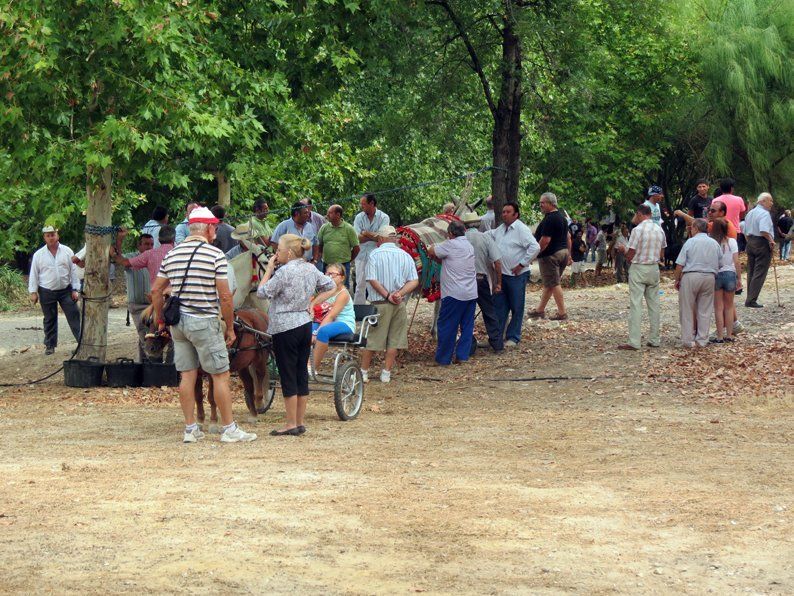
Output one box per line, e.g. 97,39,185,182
141,306,272,428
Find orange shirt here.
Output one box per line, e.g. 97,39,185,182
707,219,737,239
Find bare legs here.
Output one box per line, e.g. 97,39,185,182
536,285,566,316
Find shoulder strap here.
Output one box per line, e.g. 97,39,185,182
174,241,205,299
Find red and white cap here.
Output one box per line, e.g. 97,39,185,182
188,206,219,224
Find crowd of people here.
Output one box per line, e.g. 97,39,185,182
25,177,789,443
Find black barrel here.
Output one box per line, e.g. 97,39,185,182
105,358,143,387
63,357,105,388
142,362,179,387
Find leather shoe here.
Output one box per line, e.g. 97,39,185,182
745,302,764,308
617,344,638,351
45,346,55,355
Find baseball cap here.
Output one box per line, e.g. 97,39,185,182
188,206,220,224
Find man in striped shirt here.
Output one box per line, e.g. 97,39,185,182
152,206,256,444
359,226,419,383
616,204,667,351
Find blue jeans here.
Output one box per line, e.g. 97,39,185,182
494,272,528,343
781,239,791,261
435,297,476,365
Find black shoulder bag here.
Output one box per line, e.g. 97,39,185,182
162,242,205,326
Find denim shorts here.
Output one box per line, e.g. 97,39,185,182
715,270,737,292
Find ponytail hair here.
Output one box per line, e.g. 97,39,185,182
279,233,311,260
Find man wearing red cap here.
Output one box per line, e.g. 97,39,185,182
152,206,257,444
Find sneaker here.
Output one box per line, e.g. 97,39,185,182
220,425,257,443
361,369,369,383
183,427,205,443
733,320,745,334
380,369,391,383
504,340,518,348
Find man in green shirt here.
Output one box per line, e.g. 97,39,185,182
317,204,360,286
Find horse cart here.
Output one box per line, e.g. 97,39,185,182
236,304,379,422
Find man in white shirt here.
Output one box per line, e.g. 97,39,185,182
743,192,776,308
488,201,540,347
28,226,82,355
478,196,495,232
141,205,168,248
353,193,390,304
359,226,419,383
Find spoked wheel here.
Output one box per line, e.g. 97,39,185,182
257,379,277,415
334,362,364,421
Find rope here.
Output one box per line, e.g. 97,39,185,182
85,223,122,236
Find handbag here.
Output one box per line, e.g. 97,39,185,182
313,302,332,324
163,242,205,326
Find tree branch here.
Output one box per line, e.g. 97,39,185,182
428,0,497,119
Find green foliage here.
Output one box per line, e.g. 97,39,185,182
0,264,27,311
699,0,794,196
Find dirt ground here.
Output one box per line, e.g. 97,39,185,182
1,262,792,594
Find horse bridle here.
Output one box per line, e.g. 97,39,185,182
228,316,272,359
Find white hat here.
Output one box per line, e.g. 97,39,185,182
377,225,398,238
461,212,481,225
42,225,56,233
188,206,220,224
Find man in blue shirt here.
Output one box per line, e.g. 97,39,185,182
269,202,319,262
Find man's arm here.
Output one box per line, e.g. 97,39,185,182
673,209,695,226
566,231,573,265
538,236,551,253
674,264,683,290
28,253,39,302
216,278,236,347
367,279,390,301
351,245,360,260
312,244,320,263
151,276,169,326
492,259,503,293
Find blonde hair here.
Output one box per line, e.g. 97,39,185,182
279,233,311,260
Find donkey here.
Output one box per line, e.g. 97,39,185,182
141,306,272,429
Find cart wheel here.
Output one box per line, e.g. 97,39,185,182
334,362,364,421
257,380,277,415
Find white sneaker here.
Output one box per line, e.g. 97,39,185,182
380,369,391,383
220,424,257,443
183,427,205,443
504,340,517,348
361,369,369,383
733,320,745,334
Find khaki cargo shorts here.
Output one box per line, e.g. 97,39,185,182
170,315,230,374
539,248,569,288
366,302,408,351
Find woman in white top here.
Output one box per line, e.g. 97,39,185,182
709,219,742,342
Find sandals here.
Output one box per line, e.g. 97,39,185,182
549,313,568,321
527,310,546,319
709,338,724,344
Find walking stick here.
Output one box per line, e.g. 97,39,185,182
772,257,782,307
407,295,421,335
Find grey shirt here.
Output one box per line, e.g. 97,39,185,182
675,232,721,274
465,228,501,277
433,236,477,301
258,259,334,334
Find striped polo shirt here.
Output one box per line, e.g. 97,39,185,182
157,238,228,317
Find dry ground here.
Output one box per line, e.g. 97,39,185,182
0,262,792,594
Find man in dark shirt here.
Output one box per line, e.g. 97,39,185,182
778,209,792,260
528,192,571,320
688,179,712,220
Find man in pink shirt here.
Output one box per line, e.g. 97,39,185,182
114,225,175,284
717,178,747,230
